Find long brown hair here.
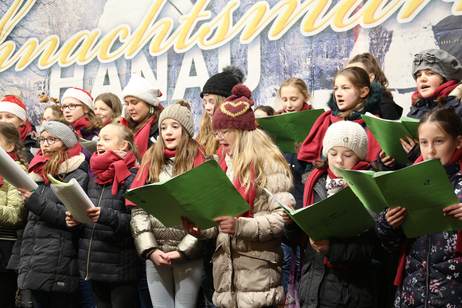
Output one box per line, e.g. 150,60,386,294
94,93,123,122
347,52,392,97
197,94,225,155
140,126,201,184
0,122,28,168
126,104,162,134
334,67,371,120
82,104,103,132
418,106,462,141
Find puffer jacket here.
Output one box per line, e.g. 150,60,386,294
131,160,206,262
285,172,381,308
77,167,142,283
17,154,88,293
195,154,295,308
407,84,462,119
375,161,462,307
0,161,27,237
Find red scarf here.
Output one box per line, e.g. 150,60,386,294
302,161,371,270
394,149,462,286
134,117,156,157
90,150,137,195
218,152,256,218
103,119,112,127
73,117,91,137
297,110,381,163
28,144,82,184
127,146,206,206
19,120,33,142
0,153,18,187
275,103,313,115
411,80,459,103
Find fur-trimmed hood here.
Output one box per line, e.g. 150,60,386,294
449,83,462,100
29,153,86,182
327,82,383,117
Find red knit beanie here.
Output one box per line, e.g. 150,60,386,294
212,84,256,131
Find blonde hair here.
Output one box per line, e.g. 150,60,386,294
105,123,138,158
197,94,225,155
140,126,201,184
228,129,292,192
276,78,311,110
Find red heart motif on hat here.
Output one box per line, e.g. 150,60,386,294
220,101,250,118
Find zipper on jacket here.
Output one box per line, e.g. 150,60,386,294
85,184,105,280
424,236,431,308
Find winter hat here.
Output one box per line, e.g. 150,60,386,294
159,100,195,137
200,65,244,98
412,49,462,82
40,121,78,148
212,84,256,131
62,87,94,109
322,121,368,160
0,95,27,121
122,73,162,107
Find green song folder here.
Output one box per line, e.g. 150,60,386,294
256,109,324,153
265,187,376,241
361,113,419,163
123,160,250,229
336,159,462,238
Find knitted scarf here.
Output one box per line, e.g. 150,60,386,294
19,120,33,142
218,152,256,218
411,80,459,103
73,117,91,137
28,144,82,184
90,150,138,195
133,117,156,157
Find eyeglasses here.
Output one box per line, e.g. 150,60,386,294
211,129,231,139
38,136,59,145
61,104,82,111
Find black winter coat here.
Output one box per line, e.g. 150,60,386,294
18,155,88,293
77,168,143,283
407,85,462,120
285,173,381,308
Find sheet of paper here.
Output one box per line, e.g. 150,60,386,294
265,187,375,241
123,160,251,229
362,113,418,163
373,159,461,238
49,175,95,223
256,109,324,153
334,168,388,214
0,146,37,191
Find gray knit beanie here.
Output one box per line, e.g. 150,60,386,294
412,49,462,81
159,100,195,137
40,121,78,148
322,121,368,160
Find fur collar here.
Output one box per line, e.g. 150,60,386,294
449,84,462,100
29,153,86,182
327,82,383,118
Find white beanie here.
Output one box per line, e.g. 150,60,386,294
62,87,94,109
322,121,368,160
122,73,162,107
0,95,27,121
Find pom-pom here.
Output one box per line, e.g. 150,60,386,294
175,99,191,111
231,84,251,99
222,65,244,83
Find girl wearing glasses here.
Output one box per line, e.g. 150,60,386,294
61,87,103,142
16,120,89,308
129,100,207,307
183,85,296,308
0,95,39,163
121,73,163,157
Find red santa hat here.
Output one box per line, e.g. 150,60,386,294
0,95,27,121
61,87,94,109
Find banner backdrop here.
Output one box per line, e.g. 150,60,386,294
0,0,461,131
